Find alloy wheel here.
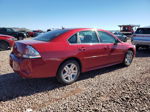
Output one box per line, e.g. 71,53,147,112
61,63,78,83
125,50,133,65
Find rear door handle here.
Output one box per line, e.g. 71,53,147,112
79,47,86,51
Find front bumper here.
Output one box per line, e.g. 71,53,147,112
10,54,58,78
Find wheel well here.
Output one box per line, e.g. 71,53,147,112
128,48,134,52
0,40,9,46
59,57,82,72
128,48,135,55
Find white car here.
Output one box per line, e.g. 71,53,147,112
132,27,150,50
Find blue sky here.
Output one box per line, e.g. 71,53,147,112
0,0,150,30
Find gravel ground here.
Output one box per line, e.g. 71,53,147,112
0,46,150,112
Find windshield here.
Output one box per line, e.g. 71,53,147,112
34,29,69,42
135,28,150,34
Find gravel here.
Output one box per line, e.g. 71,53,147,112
0,47,150,112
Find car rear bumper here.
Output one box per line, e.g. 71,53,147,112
9,54,59,78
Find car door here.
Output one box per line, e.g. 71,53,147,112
98,31,125,64
75,30,109,70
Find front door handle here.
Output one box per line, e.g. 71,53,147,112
104,46,109,50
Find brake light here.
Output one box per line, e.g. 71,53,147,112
23,45,41,58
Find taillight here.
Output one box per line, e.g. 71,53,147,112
23,45,41,59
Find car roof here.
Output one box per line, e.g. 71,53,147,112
64,28,109,32
138,26,150,28
64,28,94,30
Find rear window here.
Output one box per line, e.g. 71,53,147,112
135,28,150,34
34,29,69,42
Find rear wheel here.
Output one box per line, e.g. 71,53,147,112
123,50,134,66
57,60,80,85
0,41,9,50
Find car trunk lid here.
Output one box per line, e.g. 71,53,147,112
12,40,48,57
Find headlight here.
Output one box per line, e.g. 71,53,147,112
24,33,27,36
23,45,41,58
8,38,17,41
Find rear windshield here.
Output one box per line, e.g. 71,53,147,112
135,28,150,34
34,29,69,42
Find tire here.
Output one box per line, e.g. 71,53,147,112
56,60,80,85
122,50,134,66
18,36,24,40
136,45,140,51
0,41,9,50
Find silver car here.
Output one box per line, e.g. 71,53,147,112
132,27,150,50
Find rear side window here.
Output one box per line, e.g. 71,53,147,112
78,31,99,43
98,31,116,43
34,29,69,42
135,28,150,34
68,34,77,44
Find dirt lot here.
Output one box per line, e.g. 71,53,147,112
0,47,150,112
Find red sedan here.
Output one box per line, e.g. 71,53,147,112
0,34,16,50
10,28,136,84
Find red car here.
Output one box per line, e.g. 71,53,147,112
0,34,15,50
10,28,136,84
27,32,35,37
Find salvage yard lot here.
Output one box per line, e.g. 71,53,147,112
0,46,150,112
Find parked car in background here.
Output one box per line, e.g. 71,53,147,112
0,34,16,50
47,29,52,32
132,27,150,50
18,31,30,38
0,28,26,40
118,25,140,37
110,31,128,42
33,30,44,37
27,31,35,37
10,28,136,84
27,30,43,37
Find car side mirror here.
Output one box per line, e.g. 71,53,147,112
114,40,119,45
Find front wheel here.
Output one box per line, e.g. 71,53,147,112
122,50,134,66
57,60,80,85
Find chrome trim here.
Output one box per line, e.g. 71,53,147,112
67,30,101,45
